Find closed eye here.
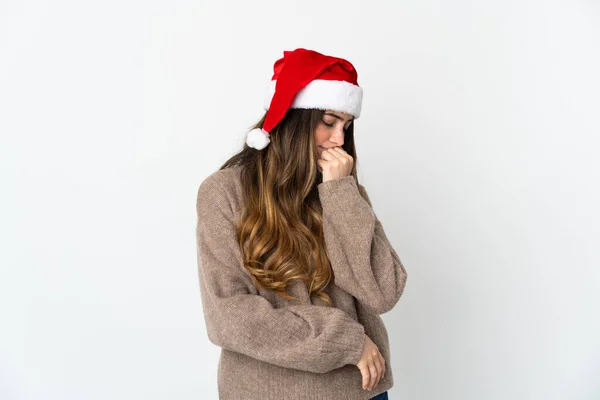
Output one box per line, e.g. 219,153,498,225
322,120,352,130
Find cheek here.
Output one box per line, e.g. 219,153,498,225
314,126,329,144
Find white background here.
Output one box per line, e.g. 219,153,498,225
1,0,599,399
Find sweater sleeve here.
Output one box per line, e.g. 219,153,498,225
195,174,366,374
317,175,408,315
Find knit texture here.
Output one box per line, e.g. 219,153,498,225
195,165,407,400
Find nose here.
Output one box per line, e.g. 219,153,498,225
330,126,345,147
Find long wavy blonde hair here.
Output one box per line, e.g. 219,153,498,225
219,108,360,306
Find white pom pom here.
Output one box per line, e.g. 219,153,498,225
246,128,271,150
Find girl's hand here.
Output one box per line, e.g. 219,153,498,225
317,146,354,183
356,333,386,391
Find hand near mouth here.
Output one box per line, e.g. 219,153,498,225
317,146,353,183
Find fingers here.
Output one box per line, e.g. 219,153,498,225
368,361,378,390
379,352,386,380
360,364,371,391
326,147,345,156
319,150,352,166
373,352,385,388
321,146,351,159
319,146,346,159
360,352,386,391
319,149,336,161
318,146,354,181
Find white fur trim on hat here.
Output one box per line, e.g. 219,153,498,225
263,79,363,118
246,128,271,150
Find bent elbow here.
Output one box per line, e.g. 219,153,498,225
366,269,408,315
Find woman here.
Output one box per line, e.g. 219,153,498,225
196,48,407,400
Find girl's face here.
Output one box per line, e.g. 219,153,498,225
314,110,354,154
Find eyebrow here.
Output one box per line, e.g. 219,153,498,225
325,112,354,124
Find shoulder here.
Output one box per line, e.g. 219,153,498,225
198,165,242,194
196,165,243,215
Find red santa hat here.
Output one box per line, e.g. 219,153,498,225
246,48,363,150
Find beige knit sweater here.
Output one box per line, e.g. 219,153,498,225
195,165,408,400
